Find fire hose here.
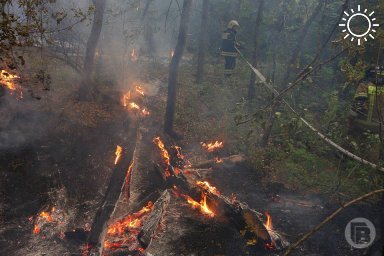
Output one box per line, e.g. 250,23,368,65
235,47,384,173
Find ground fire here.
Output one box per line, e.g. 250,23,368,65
114,145,123,165
201,140,224,152
4,2,383,255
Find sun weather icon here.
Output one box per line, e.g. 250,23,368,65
339,5,380,46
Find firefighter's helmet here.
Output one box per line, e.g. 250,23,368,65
365,66,384,85
227,20,240,30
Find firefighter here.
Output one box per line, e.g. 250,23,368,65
350,65,384,132
221,20,240,77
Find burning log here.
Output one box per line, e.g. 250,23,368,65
152,138,280,249
87,124,139,249
138,190,171,249
153,162,272,247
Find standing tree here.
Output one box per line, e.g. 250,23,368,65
247,0,265,100
164,0,193,136
83,0,107,85
260,0,324,147
196,0,209,84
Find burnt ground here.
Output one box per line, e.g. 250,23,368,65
108,76,384,256
0,90,136,255
1,73,383,256
122,116,384,256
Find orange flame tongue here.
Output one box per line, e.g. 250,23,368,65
1,70,19,91
122,91,131,107
264,212,273,230
32,207,57,234
135,85,145,96
115,145,123,165
201,141,224,152
196,181,220,195
153,137,170,166
184,193,215,218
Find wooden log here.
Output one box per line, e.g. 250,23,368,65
138,190,171,248
154,163,272,245
87,122,139,248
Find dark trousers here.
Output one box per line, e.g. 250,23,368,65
224,56,236,76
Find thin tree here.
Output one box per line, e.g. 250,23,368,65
83,0,106,84
164,0,193,136
248,0,265,100
260,0,324,147
196,0,209,84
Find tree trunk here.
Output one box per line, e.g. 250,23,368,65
195,0,209,84
83,0,106,84
164,0,193,136
260,0,323,147
248,0,265,100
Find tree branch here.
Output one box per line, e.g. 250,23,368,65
284,189,384,256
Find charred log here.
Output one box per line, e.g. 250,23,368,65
154,161,272,246
138,190,171,248
87,123,139,247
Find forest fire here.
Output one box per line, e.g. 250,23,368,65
1,69,23,99
131,48,138,62
196,181,220,196
122,91,131,107
129,102,140,110
0,70,19,91
141,108,150,116
135,85,145,96
201,141,224,152
182,193,215,218
31,207,60,234
264,212,273,231
153,137,170,166
103,201,154,253
114,145,123,165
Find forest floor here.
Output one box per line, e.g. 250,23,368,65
0,53,383,256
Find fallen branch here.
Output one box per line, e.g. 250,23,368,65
236,48,384,174
284,189,384,256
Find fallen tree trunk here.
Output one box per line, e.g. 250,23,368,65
87,122,139,248
155,163,273,246
138,190,171,248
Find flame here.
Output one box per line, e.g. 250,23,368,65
131,48,138,62
183,193,215,218
264,212,273,230
124,159,134,199
153,137,170,166
170,50,174,58
196,181,220,195
115,145,123,165
201,141,224,152
122,91,131,107
214,157,223,163
173,146,184,160
1,70,23,99
135,85,145,96
129,102,140,110
1,70,19,91
141,108,150,116
106,201,153,236
32,207,56,234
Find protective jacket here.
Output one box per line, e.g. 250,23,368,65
350,81,384,131
221,28,238,57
